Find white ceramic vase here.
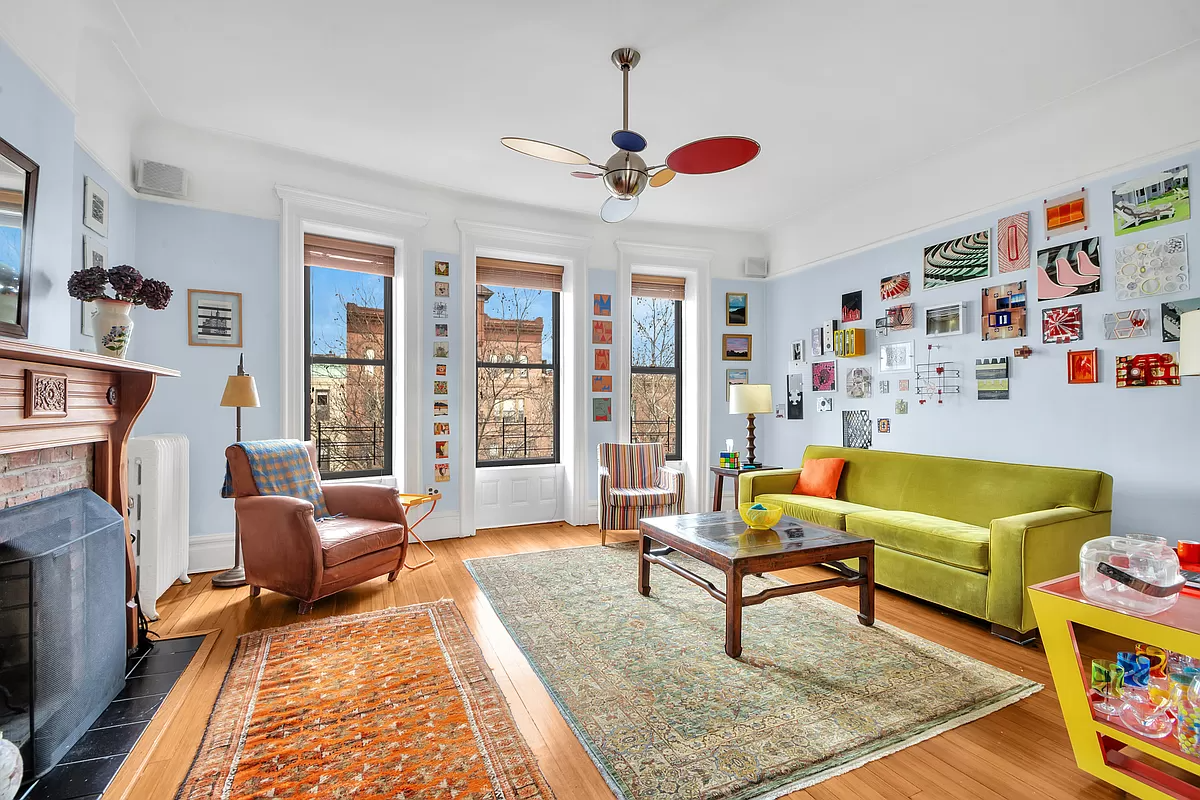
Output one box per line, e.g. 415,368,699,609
0,733,21,800
91,298,134,359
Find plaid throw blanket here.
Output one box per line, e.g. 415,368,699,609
221,439,330,519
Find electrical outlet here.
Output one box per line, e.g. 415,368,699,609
426,486,435,495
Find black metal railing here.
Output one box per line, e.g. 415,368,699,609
631,417,677,458
313,422,386,475
477,419,556,464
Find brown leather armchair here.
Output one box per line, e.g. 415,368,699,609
225,442,408,613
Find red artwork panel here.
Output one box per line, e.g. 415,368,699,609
1115,353,1180,387
1042,304,1083,344
1067,349,1098,384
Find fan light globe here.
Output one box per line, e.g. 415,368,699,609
603,150,649,199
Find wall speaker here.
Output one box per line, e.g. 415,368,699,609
743,256,768,278
135,160,190,200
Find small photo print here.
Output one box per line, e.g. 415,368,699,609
84,236,108,271
593,293,611,316
434,462,450,482
434,281,450,297
432,300,449,319
434,401,449,416
434,323,449,338
435,440,449,459
436,364,447,376
594,348,610,371
83,176,109,237
434,342,449,358
592,320,613,344
434,260,450,276
592,397,612,422
434,380,448,395
433,422,451,436
592,375,612,392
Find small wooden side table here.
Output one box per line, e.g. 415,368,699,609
710,465,781,511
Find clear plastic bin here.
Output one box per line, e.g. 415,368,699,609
1079,534,1183,616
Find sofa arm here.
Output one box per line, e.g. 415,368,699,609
236,495,323,599
738,468,802,504
658,466,685,510
322,482,405,523
987,506,1112,632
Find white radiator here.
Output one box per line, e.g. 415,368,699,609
128,434,190,620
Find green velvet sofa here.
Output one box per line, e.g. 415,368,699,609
739,445,1112,642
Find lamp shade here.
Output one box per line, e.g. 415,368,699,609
729,383,773,414
220,375,260,408
1182,310,1200,376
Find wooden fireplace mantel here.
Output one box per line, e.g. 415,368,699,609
0,340,179,647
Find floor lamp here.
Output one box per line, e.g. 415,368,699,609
213,354,260,589
729,384,773,467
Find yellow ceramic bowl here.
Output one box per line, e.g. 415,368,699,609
739,502,783,530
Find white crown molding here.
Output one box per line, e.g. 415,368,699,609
74,137,139,197
275,185,430,229
614,240,716,263
456,219,591,251
0,28,79,115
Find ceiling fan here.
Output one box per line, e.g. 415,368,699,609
501,47,761,223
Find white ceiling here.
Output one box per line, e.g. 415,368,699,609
99,1,1200,230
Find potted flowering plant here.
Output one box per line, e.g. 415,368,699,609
67,265,172,359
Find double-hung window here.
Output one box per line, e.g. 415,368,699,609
303,233,393,479
475,258,562,466
630,273,684,460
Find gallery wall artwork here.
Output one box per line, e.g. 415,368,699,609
1104,309,1150,339
1115,235,1189,300
726,292,748,326
1044,189,1087,239
1067,349,1099,384
436,364,447,376
842,410,871,449
434,381,448,395
975,357,1009,400
1113,165,1189,236
880,272,911,301
841,290,863,323
786,373,804,419
726,368,748,400
1037,237,1101,300
790,340,806,368
1115,353,1180,388
886,303,914,331
812,360,837,392
187,289,242,348
895,399,909,415
980,281,1027,340
595,348,610,370
434,260,450,276
592,398,612,421
846,367,872,399
877,418,891,434
593,294,611,316
898,379,910,392
434,422,450,436
997,212,1030,273
592,320,613,343
810,326,824,357
434,463,450,483
592,375,612,392
878,380,890,394
923,229,990,290
434,281,450,297
818,396,833,413
435,323,448,337
434,401,449,415
83,177,109,237
1162,298,1200,343
432,300,449,319
1042,304,1083,344
434,342,449,358
722,334,752,360
926,302,964,337
879,341,914,372
822,319,838,352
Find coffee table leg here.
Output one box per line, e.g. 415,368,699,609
858,553,875,626
725,569,743,658
638,531,652,596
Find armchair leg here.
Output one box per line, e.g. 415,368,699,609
387,569,399,582
249,585,261,597
297,601,313,615
601,528,607,546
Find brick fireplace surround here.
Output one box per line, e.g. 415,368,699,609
0,444,94,508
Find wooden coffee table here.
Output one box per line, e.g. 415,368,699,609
638,511,875,658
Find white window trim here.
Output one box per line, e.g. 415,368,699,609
276,185,428,491
457,220,592,532
615,240,714,514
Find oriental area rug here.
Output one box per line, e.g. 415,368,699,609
466,545,1040,800
176,601,553,799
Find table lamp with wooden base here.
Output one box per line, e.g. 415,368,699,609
213,354,260,589
729,383,773,468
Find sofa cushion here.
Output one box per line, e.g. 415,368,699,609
755,494,878,530
845,510,990,573
793,458,845,499
318,517,405,567
609,487,678,507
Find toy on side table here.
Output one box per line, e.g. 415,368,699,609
719,451,741,469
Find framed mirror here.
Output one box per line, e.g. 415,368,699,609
0,136,37,339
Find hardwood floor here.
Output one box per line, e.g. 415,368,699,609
118,523,1122,799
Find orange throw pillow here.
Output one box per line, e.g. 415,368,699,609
793,458,845,499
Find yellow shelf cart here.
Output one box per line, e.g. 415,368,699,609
1030,574,1200,799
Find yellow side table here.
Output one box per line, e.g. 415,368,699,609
397,492,440,570
1030,574,1200,799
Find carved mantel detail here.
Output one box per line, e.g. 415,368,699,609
24,369,68,418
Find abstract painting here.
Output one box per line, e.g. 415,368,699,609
810,326,824,357
812,360,837,393
886,303,915,331
1044,189,1087,239
1067,349,1099,384
593,294,611,316
926,302,965,337
895,399,909,415
875,317,890,338
841,290,863,323
434,463,450,483
881,272,911,301
435,440,449,459
726,292,748,326
1037,237,1100,300
722,334,752,360
842,410,871,449
878,380,890,394
434,381,448,395
879,341,914,372
594,348,610,370
1113,165,1189,236
1104,309,1150,339
726,368,748,401
923,229,990,289
818,396,834,413
1041,304,1083,344
981,281,1027,340
899,379,910,392
433,342,449,358
997,212,1030,272
434,281,450,297
975,357,1009,400
592,320,613,344
434,260,450,276
1162,298,1200,342
436,364,447,376
1116,353,1180,388
592,398,612,421
1115,235,1189,300
877,418,891,434
786,373,804,420
846,367,872,399
433,300,449,319
435,323,448,337
592,375,612,392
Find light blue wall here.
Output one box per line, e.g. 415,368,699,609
0,38,75,348
711,278,770,500
131,201,280,538
587,268,616,504
424,251,459,511
760,151,1200,540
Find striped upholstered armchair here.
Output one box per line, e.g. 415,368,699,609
597,442,686,545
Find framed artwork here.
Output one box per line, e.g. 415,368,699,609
997,212,1030,272
434,440,450,459
846,367,872,399
434,463,450,483
592,375,612,392
434,323,448,337
1044,189,1087,239
877,418,891,434
1116,353,1180,388
1115,234,1189,300
875,317,890,338
83,235,108,271
895,399,909,415
975,357,1009,400
594,348,610,370
842,410,871,449
817,396,834,413
980,281,1027,340
1067,349,1099,384
923,229,990,290
80,300,96,337
592,320,613,344
433,401,449,416
434,260,449,276
432,300,449,319
592,397,612,421
593,293,611,316
1037,237,1100,300
435,364,447,376
1042,304,1083,344
789,340,805,370
726,292,748,326
926,302,964,337
879,341,914,372
433,422,450,436
886,303,914,331
822,319,838,352
433,381,448,395
1104,309,1150,339
722,334,752,361
880,272,911,301
726,368,749,400
878,380,890,394
433,342,449,358
83,176,109,237
187,289,242,347
810,326,824,357
812,360,837,393
1162,298,1200,342
786,373,803,419
899,379,910,392
1113,165,1188,236
775,404,785,419
434,281,450,297
841,290,863,323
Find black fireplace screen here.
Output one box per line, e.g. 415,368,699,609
0,489,126,779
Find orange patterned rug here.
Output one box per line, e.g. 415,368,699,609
177,601,553,799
